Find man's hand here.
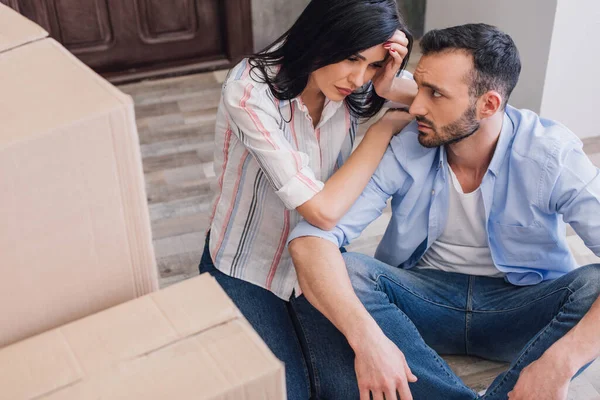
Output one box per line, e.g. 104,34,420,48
290,237,418,399
372,30,410,100
508,354,571,400
353,330,418,400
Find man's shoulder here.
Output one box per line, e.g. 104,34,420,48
507,106,582,161
389,121,437,163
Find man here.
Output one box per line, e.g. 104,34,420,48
288,24,600,400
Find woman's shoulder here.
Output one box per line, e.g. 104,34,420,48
224,58,271,92
221,59,280,112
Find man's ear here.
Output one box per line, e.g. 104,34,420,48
477,90,503,118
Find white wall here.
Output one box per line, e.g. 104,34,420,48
540,0,600,139
425,0,558,112
251,0,310,52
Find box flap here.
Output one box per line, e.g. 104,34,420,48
0,38,132,150
60,297,179,374
42,321,284,400
58,274,240,374
0,329,83,400
151,273,241,337
0,3,48,53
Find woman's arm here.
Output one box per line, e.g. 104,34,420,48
221,67,412,231
296,109,412,230
381,76,418,105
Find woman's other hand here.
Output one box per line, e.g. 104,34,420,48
372,30,410,100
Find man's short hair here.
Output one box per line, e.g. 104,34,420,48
420,23,521,108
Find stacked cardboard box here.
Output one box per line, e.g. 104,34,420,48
0,4,158,347
0,5,286,398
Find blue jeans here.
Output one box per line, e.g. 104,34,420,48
200,238,600,399
335,252,600,399
199,235,354,400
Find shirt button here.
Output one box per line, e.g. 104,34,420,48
431,190,435,195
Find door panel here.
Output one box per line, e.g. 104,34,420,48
53,0,113,52
137,0,198,40
8,0,54,33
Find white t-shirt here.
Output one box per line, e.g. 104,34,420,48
417,165,505,278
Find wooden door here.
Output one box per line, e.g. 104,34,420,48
1,0,253,83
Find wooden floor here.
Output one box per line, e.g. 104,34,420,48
118,61,600,397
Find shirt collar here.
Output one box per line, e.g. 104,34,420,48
292,96,345,127
293,95,344,110
488,109,516,176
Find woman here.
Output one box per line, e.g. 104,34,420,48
200,0,416,398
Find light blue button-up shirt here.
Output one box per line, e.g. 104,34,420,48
288,106,600,285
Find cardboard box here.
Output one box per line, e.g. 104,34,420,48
0,274,286,400
0,4,158,347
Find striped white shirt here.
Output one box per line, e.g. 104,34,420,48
208,59,358,300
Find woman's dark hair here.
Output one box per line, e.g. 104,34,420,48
420,24,521,109
248,0,412,120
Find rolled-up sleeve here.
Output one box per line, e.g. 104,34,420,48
223,79,323,210
549,141,600,256
287,220,345,248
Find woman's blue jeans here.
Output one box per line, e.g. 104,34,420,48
199,234,352,400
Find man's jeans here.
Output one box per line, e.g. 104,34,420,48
335,252,600,399
200,236,600,399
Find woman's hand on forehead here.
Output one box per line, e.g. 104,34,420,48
372,30,411,100
389,30,409,48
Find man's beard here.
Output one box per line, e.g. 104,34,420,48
416,104,480,148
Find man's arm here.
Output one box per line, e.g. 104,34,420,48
288,237,417,400
289,237,371,335
287,147,416,400
508,296,600,400
548,297,600,374
511,140,600,399
548,141,600,367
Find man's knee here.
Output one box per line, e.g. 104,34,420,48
567,263,600,305
570,263,600,287
342,252,380,291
